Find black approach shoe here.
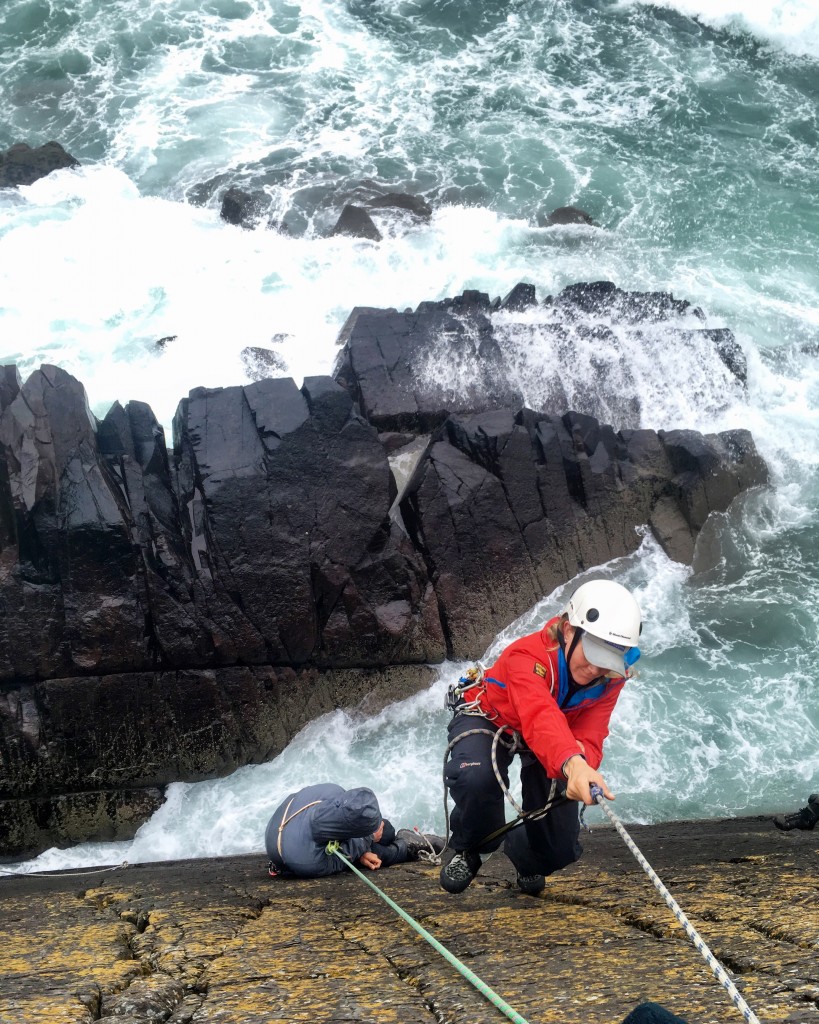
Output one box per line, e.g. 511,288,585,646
773,794,819,832
439,850,481,893
516,872,545,896
396,829,447,861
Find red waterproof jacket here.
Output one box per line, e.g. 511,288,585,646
466,616,626,779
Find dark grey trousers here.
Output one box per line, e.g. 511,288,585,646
444,711,582,877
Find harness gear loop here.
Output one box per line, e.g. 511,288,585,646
589,785,761,1024
326,843,532,1024
445,664,499,719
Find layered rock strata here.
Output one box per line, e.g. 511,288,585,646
0,285,769,857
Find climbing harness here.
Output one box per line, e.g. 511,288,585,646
326,841,532,1024
444,664,499,719
442,667,567,855
267,796,323,877
589,784,762,1024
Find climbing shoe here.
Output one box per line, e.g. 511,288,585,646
439,849,482,893
516,872,545,896
773,794,819,831
397,829,447,861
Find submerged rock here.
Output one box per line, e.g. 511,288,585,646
220,185,269,229
538,204,597,226
330,203,382,241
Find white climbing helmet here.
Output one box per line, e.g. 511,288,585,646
563,579,642,677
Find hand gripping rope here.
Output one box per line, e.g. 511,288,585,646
326,841,533,1024
589,784,762,1024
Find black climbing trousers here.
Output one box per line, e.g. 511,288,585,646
444,711,582,877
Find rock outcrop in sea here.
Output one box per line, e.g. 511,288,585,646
0,283,769,857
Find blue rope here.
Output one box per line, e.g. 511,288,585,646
589,785,762,1024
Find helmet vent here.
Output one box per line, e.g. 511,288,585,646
586,608,599,622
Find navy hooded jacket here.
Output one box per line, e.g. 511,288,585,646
264,783,383,878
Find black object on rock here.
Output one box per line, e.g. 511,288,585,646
773,793,819,831
620,1002,688,1024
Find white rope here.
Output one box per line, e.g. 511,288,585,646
590,787,762,1024
0,861,129,879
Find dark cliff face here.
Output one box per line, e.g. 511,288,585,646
0,283,769,857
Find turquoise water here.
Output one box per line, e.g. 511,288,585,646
1,0,818,869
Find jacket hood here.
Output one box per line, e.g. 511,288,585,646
311,786,382,839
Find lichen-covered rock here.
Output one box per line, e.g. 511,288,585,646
0,818,815,1024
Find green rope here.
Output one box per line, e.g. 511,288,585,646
326,841,531,1024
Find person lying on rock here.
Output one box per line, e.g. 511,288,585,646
265,782,445,878
772,792,819,831
440,578,642,896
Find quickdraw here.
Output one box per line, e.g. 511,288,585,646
444,664,497,719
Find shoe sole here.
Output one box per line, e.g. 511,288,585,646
516,875,545,896
440,859,478,894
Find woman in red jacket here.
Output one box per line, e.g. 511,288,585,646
440,578,642,895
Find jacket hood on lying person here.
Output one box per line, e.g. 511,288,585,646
265,783,384,878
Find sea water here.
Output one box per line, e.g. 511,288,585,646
0,0,818,871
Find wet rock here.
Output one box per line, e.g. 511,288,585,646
549,280,704,323
538,204,597,227
240,345,287,381
330,204,382,241
500,282,538,310
367,191,433,219
333,283,739,434
399,409,767,657
220,186,269,228
0,141,80,188
332,299,526,433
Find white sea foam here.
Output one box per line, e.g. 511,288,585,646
4,164,818,447
625,0,819,59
